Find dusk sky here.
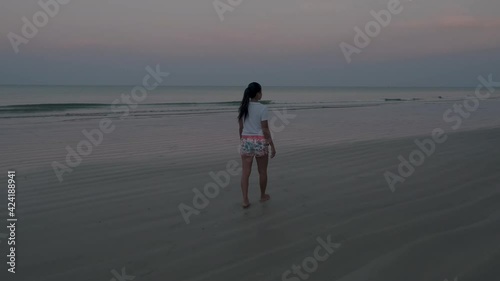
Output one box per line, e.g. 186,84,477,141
1,0,500,86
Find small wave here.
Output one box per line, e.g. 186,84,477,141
150,100,272,106
0,103,109,113
384,98,422,102
0,100,276,114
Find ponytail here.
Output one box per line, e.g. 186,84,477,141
238,82,262,121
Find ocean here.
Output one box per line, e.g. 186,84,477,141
1,85,499,172
0,86,490,120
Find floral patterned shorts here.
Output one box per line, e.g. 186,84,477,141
240,135,269,157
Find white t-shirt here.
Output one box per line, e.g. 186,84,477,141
242,102,269,136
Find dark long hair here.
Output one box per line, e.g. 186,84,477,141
238,82,262,121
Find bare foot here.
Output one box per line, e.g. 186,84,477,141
260,194,271,202
242,200,251,209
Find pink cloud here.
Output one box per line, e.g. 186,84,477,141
396,15,500,30
348,12,500,63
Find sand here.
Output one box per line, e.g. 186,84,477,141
2,114,500,281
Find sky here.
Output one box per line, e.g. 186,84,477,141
1,0,500,86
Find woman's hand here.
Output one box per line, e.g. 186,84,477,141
270,145,276,159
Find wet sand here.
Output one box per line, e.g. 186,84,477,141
3,119,500,281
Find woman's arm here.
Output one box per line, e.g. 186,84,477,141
261,120,276,158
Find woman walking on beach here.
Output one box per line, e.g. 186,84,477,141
238,82,276,208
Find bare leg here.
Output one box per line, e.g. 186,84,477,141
255,155,270,202
240,155,253,207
